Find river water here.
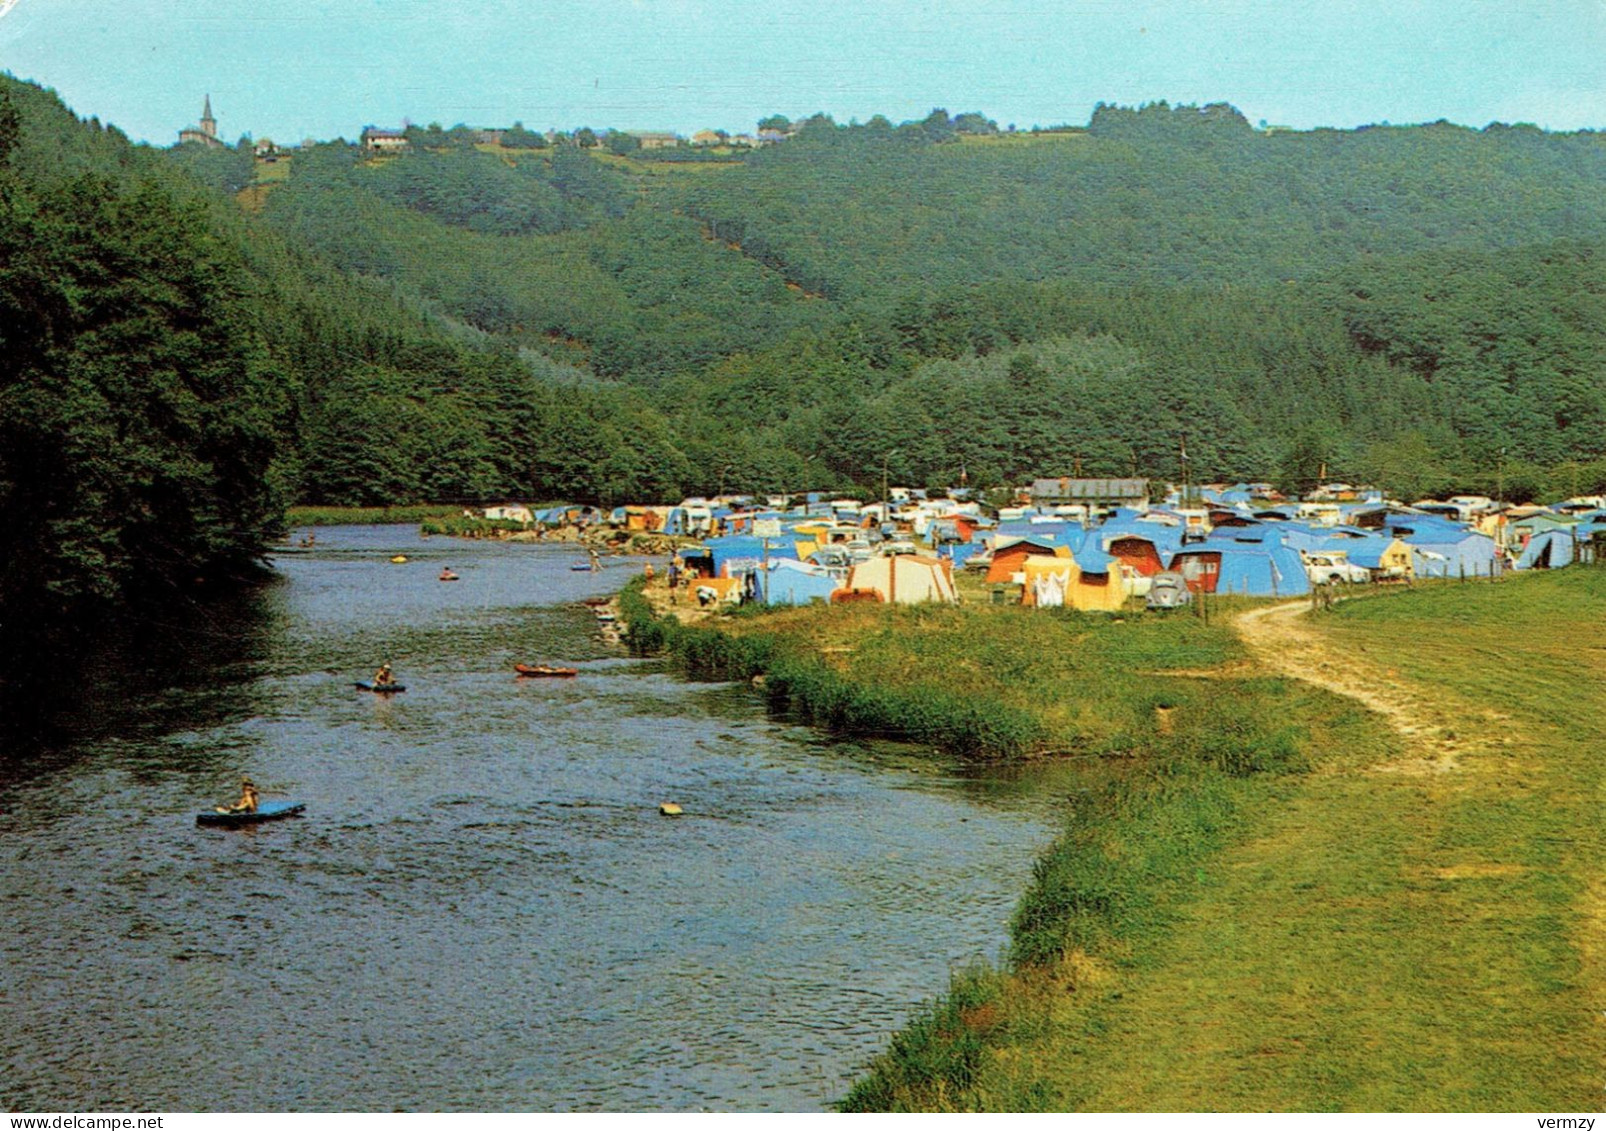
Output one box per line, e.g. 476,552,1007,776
0,526,1056,1112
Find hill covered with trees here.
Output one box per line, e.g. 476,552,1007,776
235,100,1606,503
3,74,1605,663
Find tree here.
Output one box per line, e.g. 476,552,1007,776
952,111,998,135
920,109,957,143
0,90,19,167
605,130,640,156
1278,425,1342,498
574,127,599,148
758,114,791,133
500,122,548,149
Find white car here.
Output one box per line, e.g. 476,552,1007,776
1146,571,1192,609
1304,552,1369,585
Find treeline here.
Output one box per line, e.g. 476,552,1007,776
683,103,1606,300
262,140,825,378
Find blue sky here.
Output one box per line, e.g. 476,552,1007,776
1,0,1603,146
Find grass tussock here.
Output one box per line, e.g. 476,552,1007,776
418,515,530,538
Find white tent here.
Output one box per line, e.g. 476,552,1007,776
843,554,958,605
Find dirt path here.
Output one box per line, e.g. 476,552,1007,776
1044,590,1600,1110
1234,599,1475,774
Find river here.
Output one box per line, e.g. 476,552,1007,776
0,526,1057,1112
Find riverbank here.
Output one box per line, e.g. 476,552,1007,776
620,572,1605,1110
285,504,467,527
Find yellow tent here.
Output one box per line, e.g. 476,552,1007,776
1021,554,1128,612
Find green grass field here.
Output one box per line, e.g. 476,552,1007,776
842,570,1605,1110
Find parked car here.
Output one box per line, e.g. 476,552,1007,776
1303,552,1369,585
1146,571,1193,610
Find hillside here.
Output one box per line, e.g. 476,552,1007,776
236,104,1606,499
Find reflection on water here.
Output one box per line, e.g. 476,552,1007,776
0,526,1055,1112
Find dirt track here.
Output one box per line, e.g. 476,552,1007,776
1234,599,1473,774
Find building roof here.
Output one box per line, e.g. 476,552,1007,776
1031,477,1149,500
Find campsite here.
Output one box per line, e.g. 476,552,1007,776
483,477,1601,619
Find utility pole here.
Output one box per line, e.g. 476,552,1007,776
882,449,897,529
1179,433,1190,506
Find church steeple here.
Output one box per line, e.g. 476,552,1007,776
201,94,216,139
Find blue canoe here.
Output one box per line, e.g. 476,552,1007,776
355,681,406,693
197,801,306,827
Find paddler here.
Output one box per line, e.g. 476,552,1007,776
219,777,259,814
374,661,395,688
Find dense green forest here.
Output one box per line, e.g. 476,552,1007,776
235,98,1606,500
3,72,1606,661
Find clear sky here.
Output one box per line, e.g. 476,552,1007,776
1,0,1602,146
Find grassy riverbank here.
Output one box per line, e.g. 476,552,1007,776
285,504,467,527
623,573,1605,1110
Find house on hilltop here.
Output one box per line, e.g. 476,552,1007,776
360,127,409,153
629,131,682,149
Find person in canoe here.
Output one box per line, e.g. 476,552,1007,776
438,567,459,582
374,662,396,688
218,777,259,814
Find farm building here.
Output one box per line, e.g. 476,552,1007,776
1030,478,1151,510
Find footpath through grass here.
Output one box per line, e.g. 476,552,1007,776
625,573,1604,1110
850,572,1604,1110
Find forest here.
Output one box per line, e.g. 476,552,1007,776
2,74,1605,659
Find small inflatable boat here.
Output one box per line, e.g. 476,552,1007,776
197,801,306,827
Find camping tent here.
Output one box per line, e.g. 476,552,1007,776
762,559,843,605
1169,538,1312,597
986,537,1070,583
843,555,957,605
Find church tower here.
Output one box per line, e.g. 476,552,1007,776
178,95,225,149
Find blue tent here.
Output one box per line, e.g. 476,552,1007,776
1315,535,1395,571
761,560,842,606
994,519,1085,546
703,535,797,576
1514,528,1575,570
1072,546,1119,574
1170,538,1312,597
946,542,988,569
1091,514,1187,557
1399,530,1500,578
